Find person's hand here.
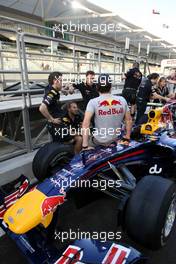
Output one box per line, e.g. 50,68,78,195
61,89,69,96
119,136,130,146
61,83,70,95
51,118,61,124
62,84,75,95
169,93,175,99
165,97,171,103
68,85,75,94
81,146,95,151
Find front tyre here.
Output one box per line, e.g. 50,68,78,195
125,175,176,249
32,143,74,181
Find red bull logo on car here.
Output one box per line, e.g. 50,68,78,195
41,193,65,217
98,99,123,116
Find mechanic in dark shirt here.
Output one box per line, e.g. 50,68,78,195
40,71,72,142
72,70,99,109
62,102,83,130
122,62,142,117
40,72,64,123
153,77,174,104
136,73,162,124
51,101,83,153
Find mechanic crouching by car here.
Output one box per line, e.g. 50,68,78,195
58,101,83,153
82,74,132,149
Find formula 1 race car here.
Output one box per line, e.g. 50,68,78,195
1,101,176,263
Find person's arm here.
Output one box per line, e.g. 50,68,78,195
61,86,69,95
121,73,127,81
125,69,134,78
82,100,95,148
164,87,175,99
168,93,175,99
137,71,142,86
82,111,94,148
40,90,61,124
124,111,133,139
152,92,170,103
167,79,176,85
39,103,61,124
62,83,75,95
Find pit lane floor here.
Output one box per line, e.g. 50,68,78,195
0,194,175,264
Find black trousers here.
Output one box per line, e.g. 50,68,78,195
136,99,147,125
122,88,137,105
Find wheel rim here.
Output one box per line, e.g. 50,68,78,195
163,195,176,238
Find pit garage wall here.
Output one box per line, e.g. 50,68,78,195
0,151,38,237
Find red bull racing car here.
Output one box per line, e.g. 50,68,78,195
1,101,176,263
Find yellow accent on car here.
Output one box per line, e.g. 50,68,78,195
141,108,166,135
3,189,53,234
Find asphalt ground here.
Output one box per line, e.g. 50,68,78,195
0,193,176,264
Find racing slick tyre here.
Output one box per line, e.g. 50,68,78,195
125,175,176,249
32,143,74,181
